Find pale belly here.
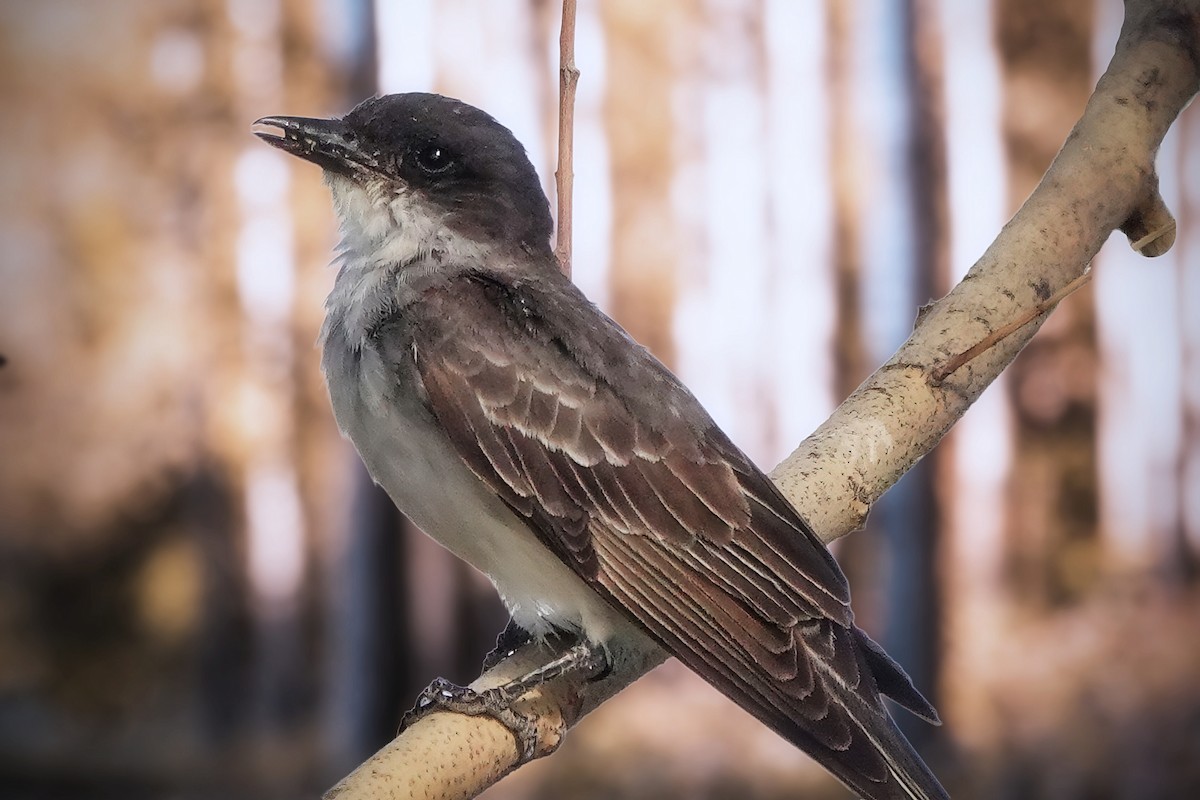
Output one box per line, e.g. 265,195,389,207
322,335,643,645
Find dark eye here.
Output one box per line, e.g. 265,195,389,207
413,144,455,174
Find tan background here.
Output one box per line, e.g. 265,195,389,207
0,0,1197,798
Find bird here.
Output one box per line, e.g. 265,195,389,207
254,92,948,800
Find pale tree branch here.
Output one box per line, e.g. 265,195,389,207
928,269,1094,386
324,1,1200,797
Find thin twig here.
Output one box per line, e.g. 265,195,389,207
554,0,580,276
930,269,1093,385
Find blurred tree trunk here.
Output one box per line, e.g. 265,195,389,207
995,0,1100,607
823,0,885,628
602,0,682,367
1171,110,1199,584
819,1,948,738
826,1,869,406
882,0,950,744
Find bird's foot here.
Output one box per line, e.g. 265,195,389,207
400,640,611,763
498,640,610,695
401,677,543,761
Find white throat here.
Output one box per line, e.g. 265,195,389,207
319,173,491,350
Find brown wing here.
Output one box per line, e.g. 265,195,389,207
378,268,945,800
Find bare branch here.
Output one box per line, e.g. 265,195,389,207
323,2,1199,797
554,0,579,276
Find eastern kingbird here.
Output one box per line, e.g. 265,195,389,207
255,93,947,800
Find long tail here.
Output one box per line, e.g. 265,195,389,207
790,627,948,800
707,625,949,800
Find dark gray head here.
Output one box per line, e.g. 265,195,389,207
254,93,552,257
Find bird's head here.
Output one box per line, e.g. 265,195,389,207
254,93,553,262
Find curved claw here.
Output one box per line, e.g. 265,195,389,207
399,677,543,763
400,640,611,764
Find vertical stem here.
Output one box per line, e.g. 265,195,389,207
555,0,580,276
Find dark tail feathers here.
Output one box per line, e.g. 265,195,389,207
855,627,942,725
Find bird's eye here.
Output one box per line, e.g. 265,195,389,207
413,144,455,174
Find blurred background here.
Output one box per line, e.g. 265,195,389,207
0,0,1197,798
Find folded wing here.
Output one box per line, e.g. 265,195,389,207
378,268,946,800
